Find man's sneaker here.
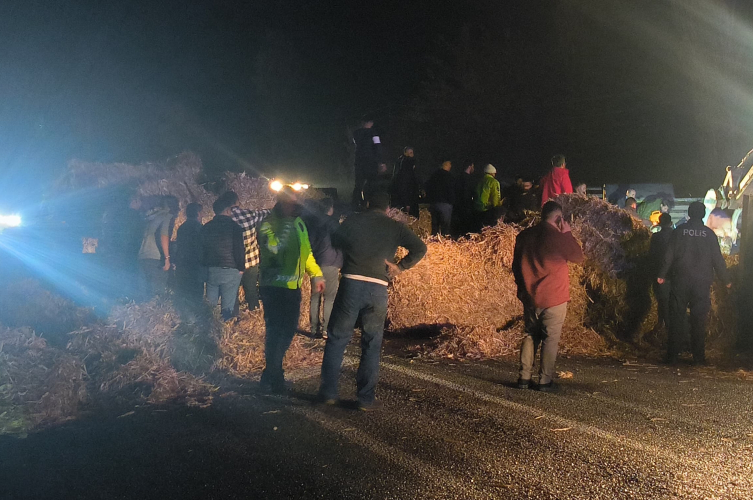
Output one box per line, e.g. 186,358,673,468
537,381,554,392
358,399,385,412
517,378,531,389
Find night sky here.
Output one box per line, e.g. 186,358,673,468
1,0,752,207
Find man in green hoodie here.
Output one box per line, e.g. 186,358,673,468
258,187,325,393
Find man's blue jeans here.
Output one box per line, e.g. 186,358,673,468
206,267,242,320
319,278,388,404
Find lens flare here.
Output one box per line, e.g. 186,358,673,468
269,180,283,192
291,182,302,191
0,214,22,228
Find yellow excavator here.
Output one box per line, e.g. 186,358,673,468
708,148,753,261
699,148,753,253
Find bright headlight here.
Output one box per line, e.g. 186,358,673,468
269,180,283,192
291,182,303,191
0,214,21,228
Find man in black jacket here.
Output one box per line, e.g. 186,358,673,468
425,160,455,236
318,191,427,411
658,202,731,364
453,161,475,236
391,147,421,218
302,198,343,338
352,117,385,211
648,213,673,332
203,197,245,321
175,203,205,302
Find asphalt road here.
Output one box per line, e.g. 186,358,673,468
1,354,752,499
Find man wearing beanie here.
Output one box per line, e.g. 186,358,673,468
473,164,503,228
657,201,731,365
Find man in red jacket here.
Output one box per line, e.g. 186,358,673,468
540,154,573,206
512,201,584,391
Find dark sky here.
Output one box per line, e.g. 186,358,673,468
1,0,752,205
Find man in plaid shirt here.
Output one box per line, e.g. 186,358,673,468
220,191,271,312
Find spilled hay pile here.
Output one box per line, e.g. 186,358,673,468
390,193,737,360
0,282,216,435
388,222,605,359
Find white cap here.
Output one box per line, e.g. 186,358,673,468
484,164,496,174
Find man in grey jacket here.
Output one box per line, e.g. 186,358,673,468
318,191,427,411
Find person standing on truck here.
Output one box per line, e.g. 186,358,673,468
540,154,573,205
352,116,386,211
391,147,421,218
657,202,731,365
474,164,503,228
513,201,584,391
453,161,476,236
425,160,455,236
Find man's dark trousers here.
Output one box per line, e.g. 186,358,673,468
668,280,711,362
320,278,389,404
260,286,302,389
430,202,453,236
236,265,260,314
176,266,206,303
653,280,671,331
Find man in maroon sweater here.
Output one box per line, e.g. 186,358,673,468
512,201,584,391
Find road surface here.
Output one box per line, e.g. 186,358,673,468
1,354,752,499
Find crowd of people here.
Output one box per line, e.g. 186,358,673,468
351,116,576,238
102,183,426,409
93,117,731,408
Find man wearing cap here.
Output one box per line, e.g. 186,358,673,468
474,164,503,228
657,201,731,365
258,187,325,393
318,191,427,411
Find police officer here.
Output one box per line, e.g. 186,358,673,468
657,201,731,365
352,115,386,211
